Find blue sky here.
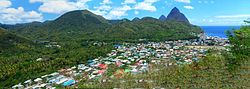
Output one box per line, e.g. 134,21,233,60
0,0,249,26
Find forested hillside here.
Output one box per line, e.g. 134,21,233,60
104,18,201,41
0,28,37,56
6,9,202,42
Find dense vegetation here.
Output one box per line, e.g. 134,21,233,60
0,28,37,56
0,9,201,88
0,28,113,87
225,23,250,73
0,41,113,87
105,18,201,41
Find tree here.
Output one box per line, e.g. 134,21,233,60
225,20,250,73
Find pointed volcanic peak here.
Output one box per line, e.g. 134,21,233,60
166,7,190,23
54,10,109,25
159,15,167,21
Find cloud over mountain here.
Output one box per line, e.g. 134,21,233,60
30,0,91,14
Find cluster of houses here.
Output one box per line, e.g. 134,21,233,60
12,72,76,89
34,40,61,48
12,36,230,89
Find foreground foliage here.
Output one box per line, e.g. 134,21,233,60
225,24,250,73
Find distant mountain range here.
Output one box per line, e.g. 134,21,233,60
0,7,201,42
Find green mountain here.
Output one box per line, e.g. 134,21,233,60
6,9,202,42
9,10,110,41
105,17,201,41
166,7,190,23
51,10,109,31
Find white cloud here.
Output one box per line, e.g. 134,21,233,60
30,0,48,3
38,1,76,14
134,0,159,12
30,0,158,20
175,0,190,3
91,5,132,19
0,0,11,8
122,0,136,4
0,0,42,24
184,6,194,9
215,14,250,19
134,11,139,15
30,0,91,14
91,0,160,19
0,7,43,24
91,10,108,16
94,5,112,11
198,0,215,4
135,3,157,12
106,5,132,19
100,0,112,4
91,5,112,16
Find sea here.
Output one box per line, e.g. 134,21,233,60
201,26,241,38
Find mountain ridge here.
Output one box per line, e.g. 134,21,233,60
1,8,201,42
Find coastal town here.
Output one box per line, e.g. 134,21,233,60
1,1,248,88
12,35,230,89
